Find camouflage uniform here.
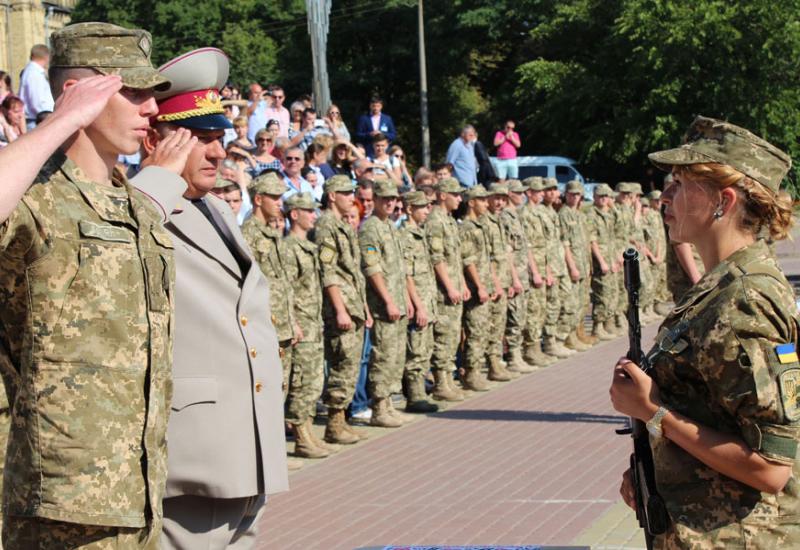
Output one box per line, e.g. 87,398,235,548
540,204,567,339
283,234,324,425
360,214,408,399
612,201,631,323
500,204,530,358
399,218,438,389
314,210,368,410
425,206,464,375
642,207,668,306
666,241,704,304
242,216,295,395
585,195,619,326
0,155,175,546
648,239,800,548
485,211,510,362
521,200,549,352
460,214,493,373
558,201,591,337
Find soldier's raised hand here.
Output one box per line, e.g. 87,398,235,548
53,75,123,131
141,128,197,176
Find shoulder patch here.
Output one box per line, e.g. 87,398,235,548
430,236,444,253
319,245,336,264
779,368,800,421
776,343,799,364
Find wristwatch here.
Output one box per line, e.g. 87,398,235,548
646,406,669,439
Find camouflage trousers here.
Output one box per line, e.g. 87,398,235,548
523,284,546,343
405,321,434,378
279,339,293,400
487,292,508,360
0,410,7,542
639,259,654,309
431,300,463,374
505,287,529,353
2,517,155,550
654,259,670,302
284,339,325,425
543,276,564,338
463,299,490,371
368,316,409,399
614,269,627,317
323,319,365,410
557,276,585,338
591,270,619,323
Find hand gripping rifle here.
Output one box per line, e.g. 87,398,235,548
618,248,668,549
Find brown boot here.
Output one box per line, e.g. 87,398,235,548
577,320,597,346
287,456,304,471
405,373,439,413
370,397,403,428
387,397,415,424
432,369,464,402
525,340,556,366
445,370,467,400
543,335,569,358
462,367,491,391
592,321,615,341
605,319,621,336
306,418,341,453
324,408,361,445
292,422,330,459
507,348,537,373
488,356,516,381
565,331,590,352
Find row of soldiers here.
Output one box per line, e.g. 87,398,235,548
238,170,671,460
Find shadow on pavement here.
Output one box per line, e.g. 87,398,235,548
433,409,627,424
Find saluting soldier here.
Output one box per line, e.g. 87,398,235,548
283,192,337,459
520,177,556,366
399,191,440,413
242,172,297,397
501,180,538,372
359,179,412,428
314,175,372,444
585,183,620,340
426,178,468,401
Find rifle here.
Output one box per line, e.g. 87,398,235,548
618,247,668,549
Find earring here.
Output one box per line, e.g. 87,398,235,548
713,208,723,219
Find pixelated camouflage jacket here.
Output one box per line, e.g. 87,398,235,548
521,203,547,271
0,154,174,528
460,215,493,294
313,210,367,322
284,235,323,342
540,204,566,276
648,239,800,547
485,212,511,288
359,215,407,320
500,206,530,290
399,220,438,324
585,205,616,272
425,206,465,301
242,217,296,342
559,205,591,278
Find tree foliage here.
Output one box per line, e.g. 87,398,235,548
71,0,800,194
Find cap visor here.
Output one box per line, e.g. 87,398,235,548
648,146,713,172
170,113,233,131
104,66,171,91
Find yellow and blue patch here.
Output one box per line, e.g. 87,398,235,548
776,343,799,364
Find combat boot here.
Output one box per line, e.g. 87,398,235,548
565,331,590,352
462,367,491,391
306,418,341,453
292,422,330,459
526,340,556,366
592,321,615,341
387,397,415,423
405,374,439,413
488,356,516,381
557,337,578,356
287,456,304,471
324,408,361,445
445,371,467,400
615,313,626,330
370,397,403,428
543,335,569,359
432,369,465,402
604,319,621,336
576,321,597,346
507,348,537,373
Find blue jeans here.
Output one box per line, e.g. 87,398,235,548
495,158,519,180
348,327,371,415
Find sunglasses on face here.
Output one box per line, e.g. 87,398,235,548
329,111,340,116
286,156,302,161
394,154,404,159
257,138,272,143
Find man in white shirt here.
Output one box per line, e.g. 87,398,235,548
18,44,54,128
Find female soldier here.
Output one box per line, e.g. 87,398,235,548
610,116,800,548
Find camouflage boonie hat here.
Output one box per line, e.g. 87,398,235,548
402,191,430,207
51,22,170,91
649,115,791,194
324,174,356,194
249,172,287,196
284,192,320,211
630,183,643,195
435,177,463,194
615,182,635,193
214,174,237,190
646,190,662,200
465,185,489,200
374,179,399,198
487,183,509,196
566,180,584,194
543,177,558,190
593,183,613,197
507,180,527,193
524,176,544,191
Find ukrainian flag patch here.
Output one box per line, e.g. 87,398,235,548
776,343,799,364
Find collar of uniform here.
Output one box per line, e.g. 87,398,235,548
250,215,281,239
296,236,317,253
403,221,424,237
60,156,134,223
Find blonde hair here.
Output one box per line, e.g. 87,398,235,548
233,116,248,128
674,163,794,241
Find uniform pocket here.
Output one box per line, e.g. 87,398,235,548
171,377,218,411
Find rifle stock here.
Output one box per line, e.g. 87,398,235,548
622,248,668,549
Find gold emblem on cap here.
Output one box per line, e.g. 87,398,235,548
196,90,221,111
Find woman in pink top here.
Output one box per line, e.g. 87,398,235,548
493,119,521,179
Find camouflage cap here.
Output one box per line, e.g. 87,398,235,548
615,182,634,193
435,177,463,194
523,176,544,191
284,191,321,211
374,178,400,198
646,190,662,200
402,190,431,207
324,174,356,194
566,180,584,194
542,177,559,190
214,174,238,190
593,183,613,197
465,185,489,200
649,115,791,194
249,172,287,196
630,182,643,195
487,183,509,196
51,22,170,91
507,179,527,193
